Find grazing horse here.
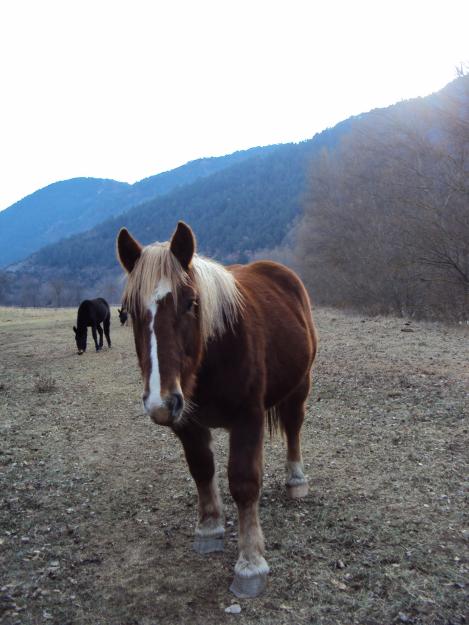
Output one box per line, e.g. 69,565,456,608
117,307,129,326
116,222,317,598
73,298,111,354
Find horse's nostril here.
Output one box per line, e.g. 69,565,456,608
169,392,184,418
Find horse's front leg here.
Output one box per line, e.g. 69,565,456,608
91,325,100,351
176,423,224,553
228,417,269,598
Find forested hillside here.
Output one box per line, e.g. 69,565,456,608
297,74,469,320
3,121,350,305
0,146,271,268
32,142,313,267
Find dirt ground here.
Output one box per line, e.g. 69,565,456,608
0,306,467,625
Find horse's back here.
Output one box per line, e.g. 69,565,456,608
95,298,110,318
232,260,313,333
234,261,310,306
77,298,110,325
231,261,317,407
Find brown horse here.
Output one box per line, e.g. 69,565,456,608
116,222,317,598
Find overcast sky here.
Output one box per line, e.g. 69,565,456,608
0,0,467,211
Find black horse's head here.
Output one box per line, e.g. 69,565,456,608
118,308,128,326
73,326,87,354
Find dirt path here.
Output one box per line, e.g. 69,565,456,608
1,307,467,625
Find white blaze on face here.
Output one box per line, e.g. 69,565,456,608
143,278,172,414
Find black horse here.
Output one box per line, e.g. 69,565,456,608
117,307,128,326
73,298,111,354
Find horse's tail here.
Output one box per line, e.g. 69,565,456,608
266,405,283,438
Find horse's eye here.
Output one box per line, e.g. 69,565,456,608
186,299,197,312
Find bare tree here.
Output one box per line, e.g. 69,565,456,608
49,279,65,308
0,272,11,305
297,73,469,320
20,279,40,307
101,278,120,305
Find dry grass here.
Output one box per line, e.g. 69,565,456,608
33,375,57,394
0,306,467,625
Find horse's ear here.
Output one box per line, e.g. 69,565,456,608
117,308,121,313
117,228,142,273
73,326,77,334
170,221,195,269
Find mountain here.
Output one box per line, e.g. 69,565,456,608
0,178,129,268
0,146,274,268
9,120,351,293
6,76,462,307
11,75,464,308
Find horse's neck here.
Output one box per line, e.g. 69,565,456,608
77,315,88,329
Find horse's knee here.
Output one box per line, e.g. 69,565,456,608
228,426,263,505
229,472,261,505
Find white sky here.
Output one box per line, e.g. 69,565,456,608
0,0,467,211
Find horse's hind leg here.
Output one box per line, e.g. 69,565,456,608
279,376,310,499
103,317,111,348
96,324,104,349
176,423,224,554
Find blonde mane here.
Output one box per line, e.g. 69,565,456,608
122,242,243,343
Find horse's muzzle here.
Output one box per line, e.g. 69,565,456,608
77,350,84,355
145,392,185,426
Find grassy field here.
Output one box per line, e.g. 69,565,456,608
0,306,467,625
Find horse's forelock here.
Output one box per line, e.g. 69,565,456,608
122,243,186,317
122,242,243,342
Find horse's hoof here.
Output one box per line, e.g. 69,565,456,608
193,534,224,554
193,526,224,554
231,557,269,598
230,572,268,598
287,481,309,498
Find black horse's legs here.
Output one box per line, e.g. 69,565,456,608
91,325,100,351
103,318,111,348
